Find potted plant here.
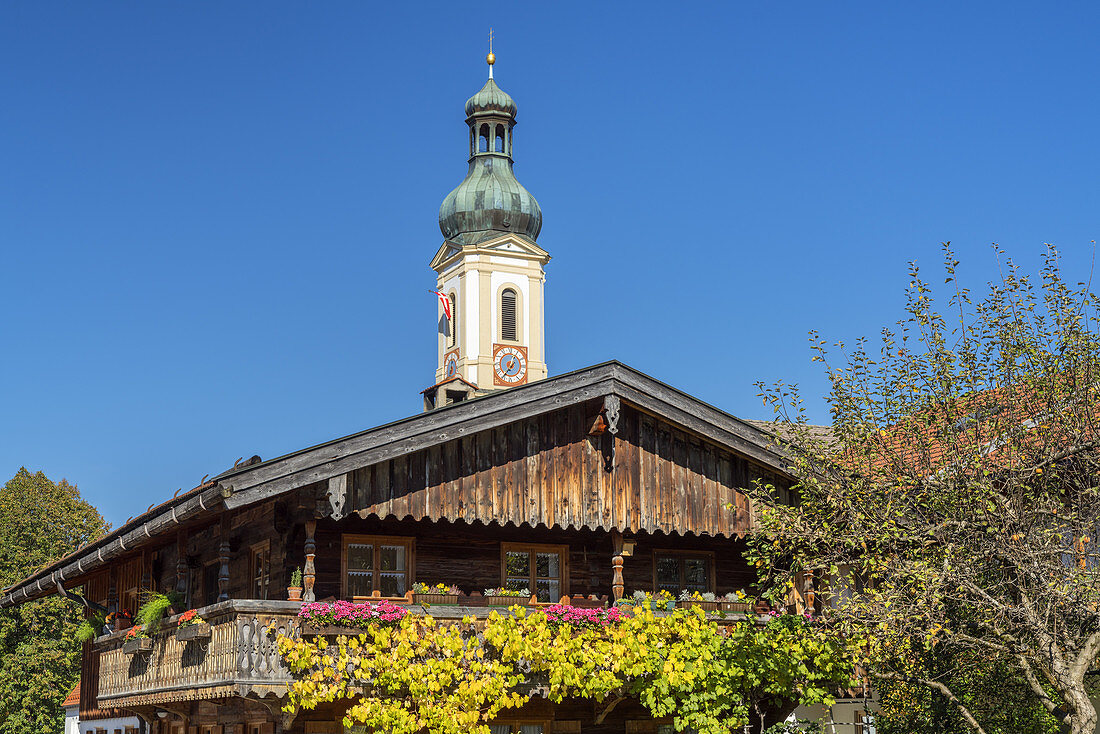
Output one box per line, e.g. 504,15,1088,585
719,590,754,614
175,609,211,641
412,582,461,605
630,590,676,611
136,591,183,636
121,624,152,654
298,600,409,633
676,590,719,612
483,587,532,607
75,611,108,644
105,609,133,633
288,567,303,601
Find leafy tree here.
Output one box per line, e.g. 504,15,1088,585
0,468,108,734
751,245,1100,733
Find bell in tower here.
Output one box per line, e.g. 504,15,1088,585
424,45,550,411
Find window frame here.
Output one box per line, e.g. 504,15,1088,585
250,540,271,600
651,549,715,596
487,721,552,734
500,543,569,602
496,283,523,343
341,534,416,600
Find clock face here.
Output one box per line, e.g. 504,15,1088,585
444,350,459,379
493,344,528,386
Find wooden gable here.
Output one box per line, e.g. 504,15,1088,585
345,398,763,537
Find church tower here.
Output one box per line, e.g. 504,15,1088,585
426,49,550,408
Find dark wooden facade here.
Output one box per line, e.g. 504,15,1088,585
345,401,772,538
0,363,794,733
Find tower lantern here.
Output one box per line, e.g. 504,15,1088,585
425,50,550,410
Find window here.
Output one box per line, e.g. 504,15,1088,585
250,541,271,600
500,288,517,341
342,535,414,599
502,544,567,602
855,711,877,734
448,293,457,348
489,724,545,734
479,124,490,153
654,551,713,596
494,124,506,153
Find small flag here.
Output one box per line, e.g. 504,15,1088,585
432,290,451,319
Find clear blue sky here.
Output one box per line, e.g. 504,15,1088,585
2,2,1098,527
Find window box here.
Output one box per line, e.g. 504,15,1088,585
719,601,754,613
413,593,460,605
676,600,720,612
122,637,153,655
176,622,212,642
485,595,533,607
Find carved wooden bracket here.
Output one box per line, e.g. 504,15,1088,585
600,395,621,472
326,474,348,521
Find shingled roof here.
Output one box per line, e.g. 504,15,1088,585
2,361,790,608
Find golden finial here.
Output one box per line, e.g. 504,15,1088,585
487,28,495,78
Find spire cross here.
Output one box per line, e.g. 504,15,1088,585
487,28,495,79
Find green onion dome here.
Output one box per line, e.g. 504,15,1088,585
439,77,542,245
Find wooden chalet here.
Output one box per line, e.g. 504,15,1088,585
0,55,820,734
1,362,795,733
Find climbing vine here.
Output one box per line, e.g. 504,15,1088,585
276,604,859,734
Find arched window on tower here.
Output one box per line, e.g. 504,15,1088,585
448,293,458,348
501,288,518,341
494,124,505,153
478,125,489,153
470,127,476,157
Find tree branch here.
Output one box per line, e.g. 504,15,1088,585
871,671,990,734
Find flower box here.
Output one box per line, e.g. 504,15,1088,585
485,595,532,607
413,593,460,605
122,637,153,654
719,601,754,614
176,623,212,641
304,625,369,636
676,600,720,612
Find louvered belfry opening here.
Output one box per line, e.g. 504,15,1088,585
501,288,517,341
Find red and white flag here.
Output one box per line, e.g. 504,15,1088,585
431,290,451,319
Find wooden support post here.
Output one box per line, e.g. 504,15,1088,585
611,529,624,602
107,565,118,615
303,520,317,603
141,549,152,593
175,530,189,601
217,514,231,603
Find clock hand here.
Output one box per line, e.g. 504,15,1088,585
506,358,515,370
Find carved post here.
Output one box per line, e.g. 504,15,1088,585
218,514,231,603
303,520,317,603
175,530,189,600
611,529,624,602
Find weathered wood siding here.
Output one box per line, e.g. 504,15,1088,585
346,400,777,538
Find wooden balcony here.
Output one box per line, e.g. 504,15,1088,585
94,600,300,709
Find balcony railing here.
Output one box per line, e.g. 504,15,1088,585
91,595,770,709
95,600,300,708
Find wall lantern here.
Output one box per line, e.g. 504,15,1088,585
621,537,636,557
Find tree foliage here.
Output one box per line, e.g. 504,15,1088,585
751,245,1100,733
0,468,108,734
277,606,859,734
